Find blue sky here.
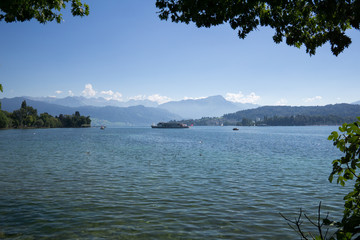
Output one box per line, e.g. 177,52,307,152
1,0,359,106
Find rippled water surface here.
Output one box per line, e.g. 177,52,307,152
0,126,349,239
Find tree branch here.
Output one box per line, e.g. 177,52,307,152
280,209,310,240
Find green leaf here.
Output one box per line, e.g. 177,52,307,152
340,179,346,186
330,131,339,139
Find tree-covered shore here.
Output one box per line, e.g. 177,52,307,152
176,115,358,127
0,100,90,129
175,104,360,126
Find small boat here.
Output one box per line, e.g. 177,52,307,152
151,122,189,128
233,128,239,131
100,126,105,130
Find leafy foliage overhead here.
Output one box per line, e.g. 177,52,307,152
156,0,360,56
0,0,89,24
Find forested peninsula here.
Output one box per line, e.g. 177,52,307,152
177,104,360,126
0,100,91,129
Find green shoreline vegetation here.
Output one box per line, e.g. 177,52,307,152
0,100,91,129
174,104,360,127
176,115,359,127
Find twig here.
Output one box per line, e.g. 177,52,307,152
280,209,310,240
280,202,333,240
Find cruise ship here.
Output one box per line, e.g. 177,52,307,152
151,122,189,128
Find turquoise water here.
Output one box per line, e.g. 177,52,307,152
0,126,348,239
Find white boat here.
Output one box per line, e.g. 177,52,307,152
151,122,189,128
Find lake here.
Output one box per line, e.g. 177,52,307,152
0,126,349,239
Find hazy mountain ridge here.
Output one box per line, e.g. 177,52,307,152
26,96,160,108
23,95,259,119
158,95,258,119
2,97,359,126
0,97,180,126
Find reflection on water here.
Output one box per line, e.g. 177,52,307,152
0,126,347,239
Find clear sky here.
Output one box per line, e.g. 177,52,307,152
1,0,359,106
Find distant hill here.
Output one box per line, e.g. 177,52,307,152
126,99,159,108
0,97,180,126
159,95,258,119
353,100,360,105
223,104,360,121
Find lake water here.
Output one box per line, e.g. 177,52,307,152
0,126,349,239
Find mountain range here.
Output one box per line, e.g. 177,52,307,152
158,95,257,119
0,95,258,126
27,96,159,108
26,95,257,117
2,96,358,126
